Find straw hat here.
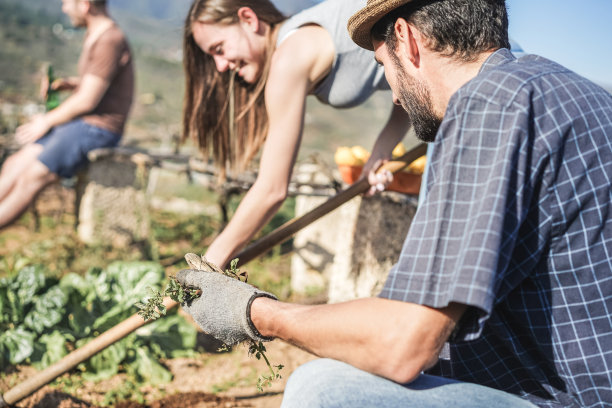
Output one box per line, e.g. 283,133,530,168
348,0,414,51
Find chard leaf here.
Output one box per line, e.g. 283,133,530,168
136,314,197,358
30,330,69,368
6,289,23,325
59,273,93,299
89,262,166,332
0,283,10,328
92,303,133,332
24,286,68,334
65,305,96,338
125,345,173,385
1,326,36,365
59,273,97,337
78,338,127,381
10,266,46,307
106,262,166,305
0,341,6,368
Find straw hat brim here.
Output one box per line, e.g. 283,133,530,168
348,0,413,51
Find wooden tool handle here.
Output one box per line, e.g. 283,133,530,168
236,142,427,266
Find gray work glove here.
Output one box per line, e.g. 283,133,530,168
175,267,277,346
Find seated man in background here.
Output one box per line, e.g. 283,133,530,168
175,0,612,407
0,0,133,229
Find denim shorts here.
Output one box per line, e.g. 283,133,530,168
36,120,121,178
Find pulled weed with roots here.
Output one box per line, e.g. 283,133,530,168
136,256,283,391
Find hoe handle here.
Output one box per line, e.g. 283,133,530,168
236,142,427,266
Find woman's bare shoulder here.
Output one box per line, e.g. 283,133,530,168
271,24,334,87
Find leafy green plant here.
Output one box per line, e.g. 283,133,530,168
0,262,196,385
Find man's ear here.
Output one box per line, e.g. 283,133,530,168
237,7,261,34
394,18,420,68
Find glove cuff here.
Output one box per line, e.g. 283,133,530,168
246,292,277,342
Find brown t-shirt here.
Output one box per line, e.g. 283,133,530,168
78,25,134,135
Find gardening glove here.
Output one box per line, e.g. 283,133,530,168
176,257,277,346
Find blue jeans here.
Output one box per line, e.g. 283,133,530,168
36,120,121,178
281,359,537,408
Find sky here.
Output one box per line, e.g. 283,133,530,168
507,0,612,88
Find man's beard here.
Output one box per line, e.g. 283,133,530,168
70,16,87,28
393,56,441,143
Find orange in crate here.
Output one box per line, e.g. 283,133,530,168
337,164,422,195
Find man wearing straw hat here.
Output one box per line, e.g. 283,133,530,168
176,0,612,406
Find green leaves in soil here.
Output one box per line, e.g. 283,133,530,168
0,262,196,384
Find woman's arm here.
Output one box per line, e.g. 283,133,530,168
365,104,411,171
362,104,412,194
204,26,335,268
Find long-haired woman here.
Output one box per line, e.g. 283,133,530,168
182,0,410,268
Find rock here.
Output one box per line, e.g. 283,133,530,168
291,163,418,303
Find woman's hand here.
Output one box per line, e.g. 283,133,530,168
363,159,393,197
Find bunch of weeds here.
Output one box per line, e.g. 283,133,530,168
135,258,283,391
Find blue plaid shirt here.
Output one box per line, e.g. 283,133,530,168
381,49,612,407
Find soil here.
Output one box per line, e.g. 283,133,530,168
0,184,320,408
2,340,317,408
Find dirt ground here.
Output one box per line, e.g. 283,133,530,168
0,184,319,408
2,339,317,408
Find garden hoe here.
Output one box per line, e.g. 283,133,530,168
0,142,427,407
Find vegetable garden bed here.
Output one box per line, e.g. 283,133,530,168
0,182,315,407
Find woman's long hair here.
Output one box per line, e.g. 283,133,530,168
182,0,285,179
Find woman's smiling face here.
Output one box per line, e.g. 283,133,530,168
191,18,266,84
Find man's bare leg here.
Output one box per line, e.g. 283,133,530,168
0,144,44,201
0,156,58,229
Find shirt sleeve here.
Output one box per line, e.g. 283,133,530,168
83,29,128,82
380,91,540,340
